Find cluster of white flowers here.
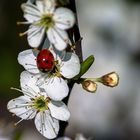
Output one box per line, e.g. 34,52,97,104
7,0,80,139
7,0,120,139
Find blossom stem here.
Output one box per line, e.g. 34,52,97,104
73,78,101,85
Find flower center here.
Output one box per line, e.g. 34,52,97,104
49,61,62,77
40,14,54,30
33,96,50,111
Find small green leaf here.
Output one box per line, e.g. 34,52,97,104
74,55,94,80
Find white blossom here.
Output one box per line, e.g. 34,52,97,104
18,47,80,101
19,0,75,51
7,71,70,139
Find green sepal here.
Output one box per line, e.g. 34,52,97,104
74,55,95,80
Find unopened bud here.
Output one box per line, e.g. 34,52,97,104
82,80,97,93
101,72,119,87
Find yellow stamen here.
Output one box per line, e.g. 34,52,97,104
17,21,30,25
17,21,22,25
19,32,27,37
14,119,23,126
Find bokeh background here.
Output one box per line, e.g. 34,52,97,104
0,0,140,140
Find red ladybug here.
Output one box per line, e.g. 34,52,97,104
37,49,55,72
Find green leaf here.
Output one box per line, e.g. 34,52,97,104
74,55,94,80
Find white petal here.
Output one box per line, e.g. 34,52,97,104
36,0,56,13
47,27,68,51
21,72,47,97
28,25,45,48
18,49,39,74
35,110,59,139
60,53,80,78
21,3,41,22
41,77,69,101
36,0,44,13
20,71,40,97
48,101,70,121
7,96,36,120
35,73,48,87
54,7,75,30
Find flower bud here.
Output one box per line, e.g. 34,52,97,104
100,72,119,87
82,80,97,93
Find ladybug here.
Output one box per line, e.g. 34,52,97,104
36,49,55,72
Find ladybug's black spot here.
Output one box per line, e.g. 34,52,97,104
45,60,49,63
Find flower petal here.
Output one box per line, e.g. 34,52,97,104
21,3,41,22
60,53,80,78
35,0,44,13
48,101,70,121
47,27,68,51
36,0,55,14
35,110,59,139
20,71,40,97
54,7,75,30
41,77,69,101
18,49,39,74
27,25,45,48
7,96,36,120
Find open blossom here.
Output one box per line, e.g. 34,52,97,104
7,71,70,139
19,0,75,51
18,47,80,101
